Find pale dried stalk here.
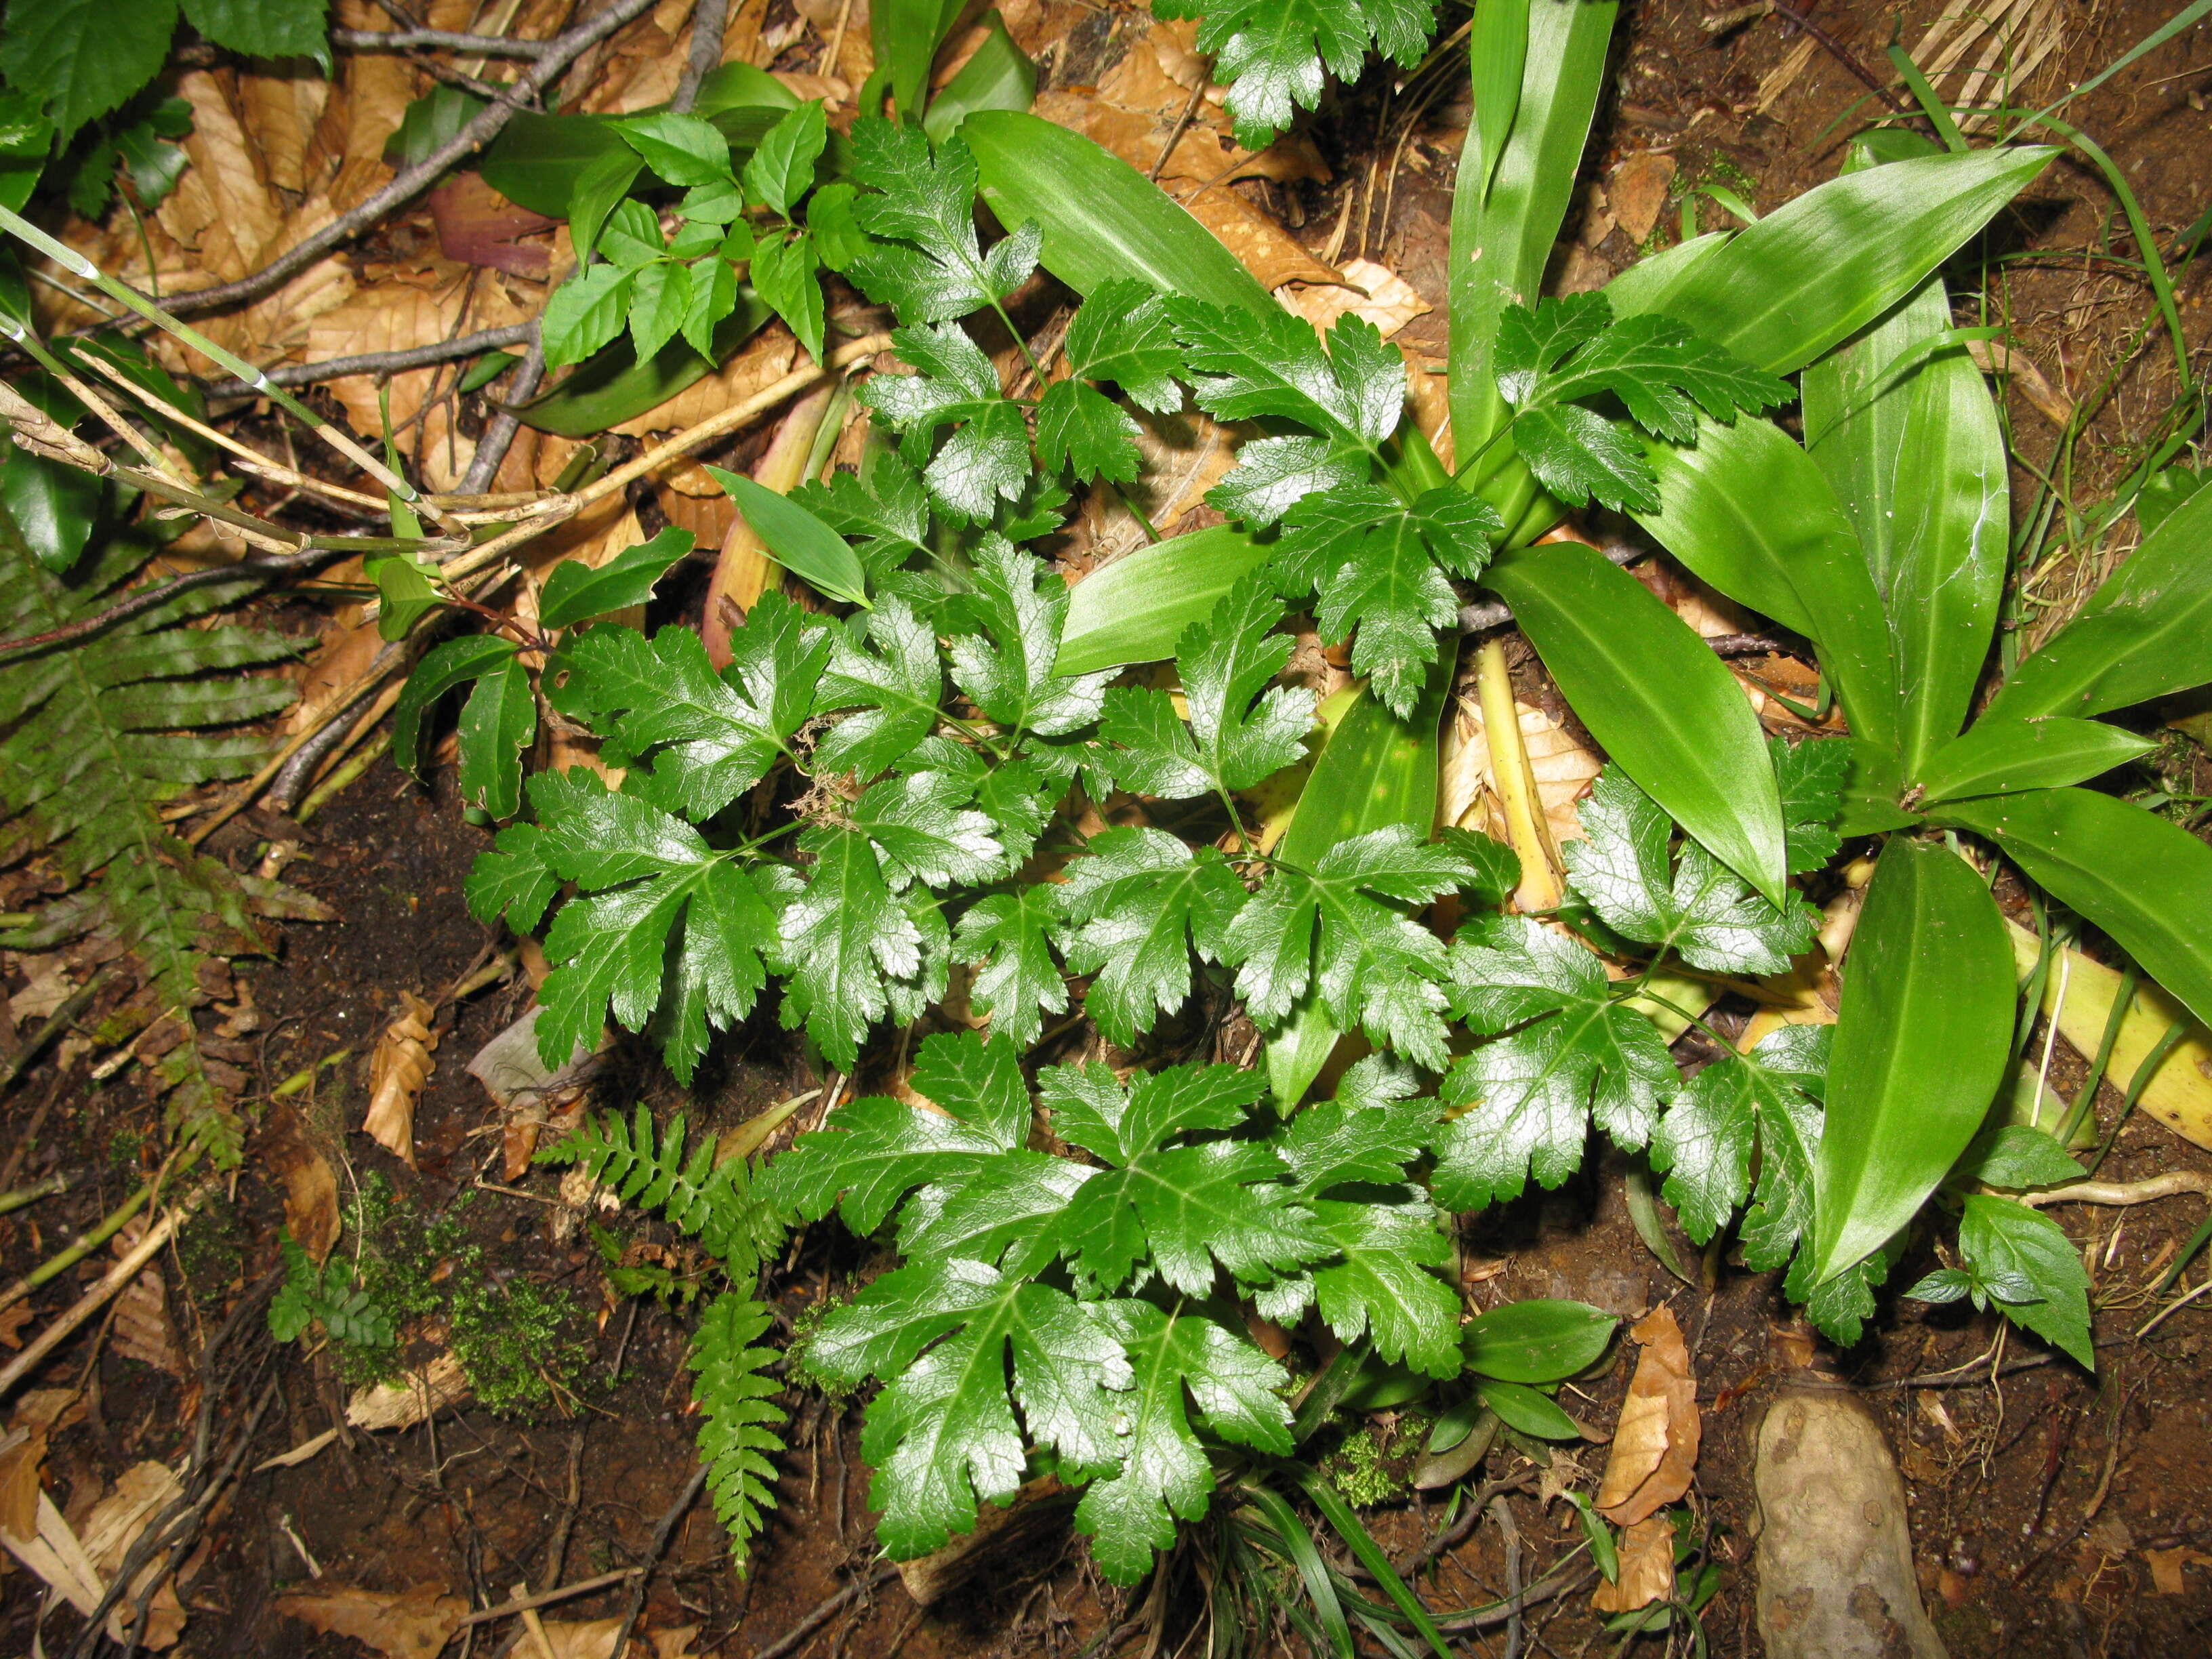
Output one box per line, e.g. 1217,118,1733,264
0,1187,209,1399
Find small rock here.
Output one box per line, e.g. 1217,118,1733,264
1609,153,1678,244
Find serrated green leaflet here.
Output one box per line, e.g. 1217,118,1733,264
953,885,1066,1046
1958,1195,2093,1368
1650,1023,1826,1264
945,537,1114,737
860,323,1029,521
848,119,1040,324
1054,827,1246,1045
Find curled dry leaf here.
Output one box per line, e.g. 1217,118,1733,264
346,1351,470,1432
0,1425,45,1541
3,1462,191,1647
1607,154,1677,245
109,1221,187,1377
260,1099,342,1263
466,1006,605,1181
364,991,438,1169
276,1582,470,1659
1592,1513,1676,1614
1595,1304,1700,1527
0,1299,28,1350
1275,258,1432,340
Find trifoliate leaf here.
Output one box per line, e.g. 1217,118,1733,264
1040,1063,1326,1295
945,537,1115,739
777,825,924,1068
954,885,1067,1047
1054,827,1248,1044
1496,291,1792,514
1099,569,1314,800
811,596,945,779
549,598,827,819
1308,1194,1461,1376
1221,825,1473,1071
1774,735,1850,875
1155,0,1437,148
1168,300,1404,455
1431,914,1678,1209
761,1029,1030,1231
1562,767,1818,974
1076,1300,1292,1584
861,324,1029,521
1650,1023,1827,1254
806,1256,1130,1557
503,771,781,1080
847,119,1041,323
836,770,1004,891
1959,1195,2093,1368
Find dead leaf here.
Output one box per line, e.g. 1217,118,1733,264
466,1007,606,1181
346,1352,470,1432
2146,1547,2211,1594
364,991,438,1168
430,172,557,278
1966,337,2076,428
1608,154,1677,245
1438,697,1601,851
276,1583,470,1659
260,1099,341,1262
73,1462,189,1647
1275,258,1431,339
12,1389,85,1436
1595,1305,1700,1526
1591,1513,1675,1613
611,322,797,437
110,1222,186,1377
156,70,285,287
0,1428,45,1542
0,1300,28,1350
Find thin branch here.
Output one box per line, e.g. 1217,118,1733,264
201,321,537,395
0,1186,210,1398
1766,3,1915,117
457,335,546,495
673,0,730,115
161,0,660,319
331,25,554,56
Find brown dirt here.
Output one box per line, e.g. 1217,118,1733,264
5,2,2211,1656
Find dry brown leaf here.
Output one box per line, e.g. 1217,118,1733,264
0,1300,29,1351
109,1223,186,1377
1608,154,1677,245
364,990,438,1168
156,70,285,287
1438,697,1601,851
1592,1513,1676,1613
1595,1305,1700,1526
0,1427,45,1542
276,1583,470,1659
346,1353,470,1432
237,68,331,195
611,323,798,436
12,1389,85,1437
466,1006,607,1181
326,1,413,212
2146,1547,2211,1595
260,1099,341,1262
1275,258,1431,339
79,1462,189,1648
1967,337,2076,428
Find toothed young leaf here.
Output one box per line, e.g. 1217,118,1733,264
834,771,1004,891
1155,0,1438,148
1065,280,1185,411
1562,767,1818,974
954,886,1068,1046
1075,1300,1292,1584
1650,1023,1827,1253
1054,827,1248,1044
791,449,932,581
1774,735,1851,875
811,596,946,779
1036,380,1146,484
1207,435,1370,525
516,772,780,1080
1308,1193,1462,1376
847,119,1041,323
860,324,1029,522
548,596,827,819
806,1256,1131,1559
1168,300,1404,453
1431,915,1679,1210
1221,825,1473,1071
760,1029,1030,1231
1959,1196,2093,1368
945,537,1115,739
1276,1069,1437,1195
777,825,924,1069
1038,1063,1326,1295
1099,569,1315,799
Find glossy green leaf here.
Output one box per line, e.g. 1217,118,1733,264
1940,787,2212,1029
965,111,1276,313
1475,1378,1580,1439
1914,716,2152,804
392,634,522,778
1808,837,2013,1282
480,112,630,218
1982,478,2212,722
922,10,1036,144
1461,1298,1616,1383
369,553,444,641
871,0,964,119
1635,414,1900,755
693,62,801,119
1959,1194,2094,1368
1264,650,1452,1107
1484,537,1786,903
707,468,871,607
455,651,534,819
1609,146,2056,374
539,526,694,630
2137,460,2210,536
0,446,98,575
515,289,769,436
1448,0,1618,463
1467,0,1528,207
743,100,827,218
611,110,733,188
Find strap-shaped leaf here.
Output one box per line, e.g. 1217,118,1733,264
1915,716,2154,805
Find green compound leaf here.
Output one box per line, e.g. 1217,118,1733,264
1276,1059,1436,1195
1156,0,1438,148
811,595,945,779
1099,568,1315,800
1036,279,1185,483
776,824,928,1070
689,1293,790,1568
1562,766,1818,975
611,110,733,186
539,1103,783,1275
541,261,634,368
954,884,1067,1047
1650,1023,1827,1261
1776,735,1851,875
1431,914,1678,1210
861,323,1030,522
1959,1194,2093,1368
548,597,828,819
835,770,1004,892
1223,825,1475,1071
792,449,932,586
1076,1299,1292,1585
761,1029,1030,1233
1054,827,1248,1046
847,118,1040,323
747,226,825,366
1168,300,1405,464
945,537,1116,739
1305,1194,1462,1378
806,1256,1131,1559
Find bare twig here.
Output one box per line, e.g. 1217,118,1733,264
1766,2,1915,116
202,321,537,395
673,0,730,115
455,1568,642,1627
2022,1172,2212,1208
161,0,661,319
456,336,546,495
1489,1495,1524,1659
754,1565,904,1659
602,1463,710,1659
332,25,554,56
0,1185,210,1398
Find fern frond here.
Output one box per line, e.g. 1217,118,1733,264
688,1290,789,1569
0,512,324,1158
538,1105,787,1283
